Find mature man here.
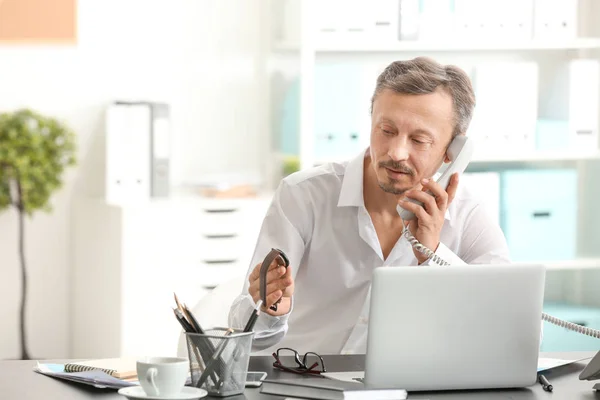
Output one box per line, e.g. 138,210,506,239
228,57,510,355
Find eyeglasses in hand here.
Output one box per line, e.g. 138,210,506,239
272,347,327,375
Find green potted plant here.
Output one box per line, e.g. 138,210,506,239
282,155,300,177
0,109,76,359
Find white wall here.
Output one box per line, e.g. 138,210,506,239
0,0,265,359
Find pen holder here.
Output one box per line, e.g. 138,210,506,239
185,328,254,397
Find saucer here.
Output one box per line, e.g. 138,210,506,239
118,386,207,400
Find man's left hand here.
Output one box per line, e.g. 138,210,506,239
398,173,459,264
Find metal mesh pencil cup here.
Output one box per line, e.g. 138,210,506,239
185,328,254,397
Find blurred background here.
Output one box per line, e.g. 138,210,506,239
0,0,600,360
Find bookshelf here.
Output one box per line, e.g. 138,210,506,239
261,0,600,316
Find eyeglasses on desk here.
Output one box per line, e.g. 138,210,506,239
272,347,327,375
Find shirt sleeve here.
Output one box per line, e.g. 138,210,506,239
227,179,311,352
424,203,511,266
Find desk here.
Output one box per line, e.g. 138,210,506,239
1,352,597,399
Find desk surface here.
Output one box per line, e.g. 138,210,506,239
1,352,598,399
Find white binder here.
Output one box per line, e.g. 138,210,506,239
150,103,171,198
568,60,599,150
533,0,577,39
470,62,538,156
106,103,151,205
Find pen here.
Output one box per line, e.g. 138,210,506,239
538,374,553,392
183,304,204,334
173,308,195,333
243,300,263,333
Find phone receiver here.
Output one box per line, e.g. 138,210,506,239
397,135,475,221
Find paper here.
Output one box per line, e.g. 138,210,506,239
537,358,579,372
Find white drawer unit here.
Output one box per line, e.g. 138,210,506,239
71,194,272,359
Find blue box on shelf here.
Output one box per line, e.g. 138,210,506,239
314,63,369,161
541,302,600,352
536,119,569,151
279,78,300,156
500,169,578,262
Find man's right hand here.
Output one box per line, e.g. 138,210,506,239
248,258,294,316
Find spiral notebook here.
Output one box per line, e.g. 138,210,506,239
63,358,137,379
34,362,137,390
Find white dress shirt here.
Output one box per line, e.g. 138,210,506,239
228,150,510,355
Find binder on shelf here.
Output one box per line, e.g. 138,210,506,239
314,63,372,162
418,0,453,41
105,101,170,205
150,103,171,198
544,59,600,152
568,60,599,150
399,0,420,41
498,0,534,40
315,0,399,43
470,62,538,156
369,0,399,40
533,0,577,40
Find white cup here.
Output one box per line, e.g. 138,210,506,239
137,356,188,397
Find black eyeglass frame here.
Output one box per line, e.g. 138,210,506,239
271,347,327,375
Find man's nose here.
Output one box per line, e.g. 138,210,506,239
387,136,409,161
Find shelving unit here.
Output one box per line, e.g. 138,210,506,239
263,0,600,330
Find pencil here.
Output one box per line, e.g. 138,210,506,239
196,329,234,388
243,300,263,332
183,304,204,334
173,308,195,333
174,292,186,314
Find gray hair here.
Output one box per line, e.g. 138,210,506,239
370,57,476,137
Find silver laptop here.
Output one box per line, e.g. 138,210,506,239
364,264,546,391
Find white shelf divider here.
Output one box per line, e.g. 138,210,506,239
313,151,600,168
275,38,600,53
525,257,600,270
471,151,600,164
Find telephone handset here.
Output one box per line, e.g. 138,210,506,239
396,136,600,388
397,135,474,221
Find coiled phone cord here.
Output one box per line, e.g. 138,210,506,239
402,224,600,339
402,224,450,266
541,313,600,339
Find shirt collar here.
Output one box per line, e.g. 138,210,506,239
337,148,452,222
337,149,368,208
